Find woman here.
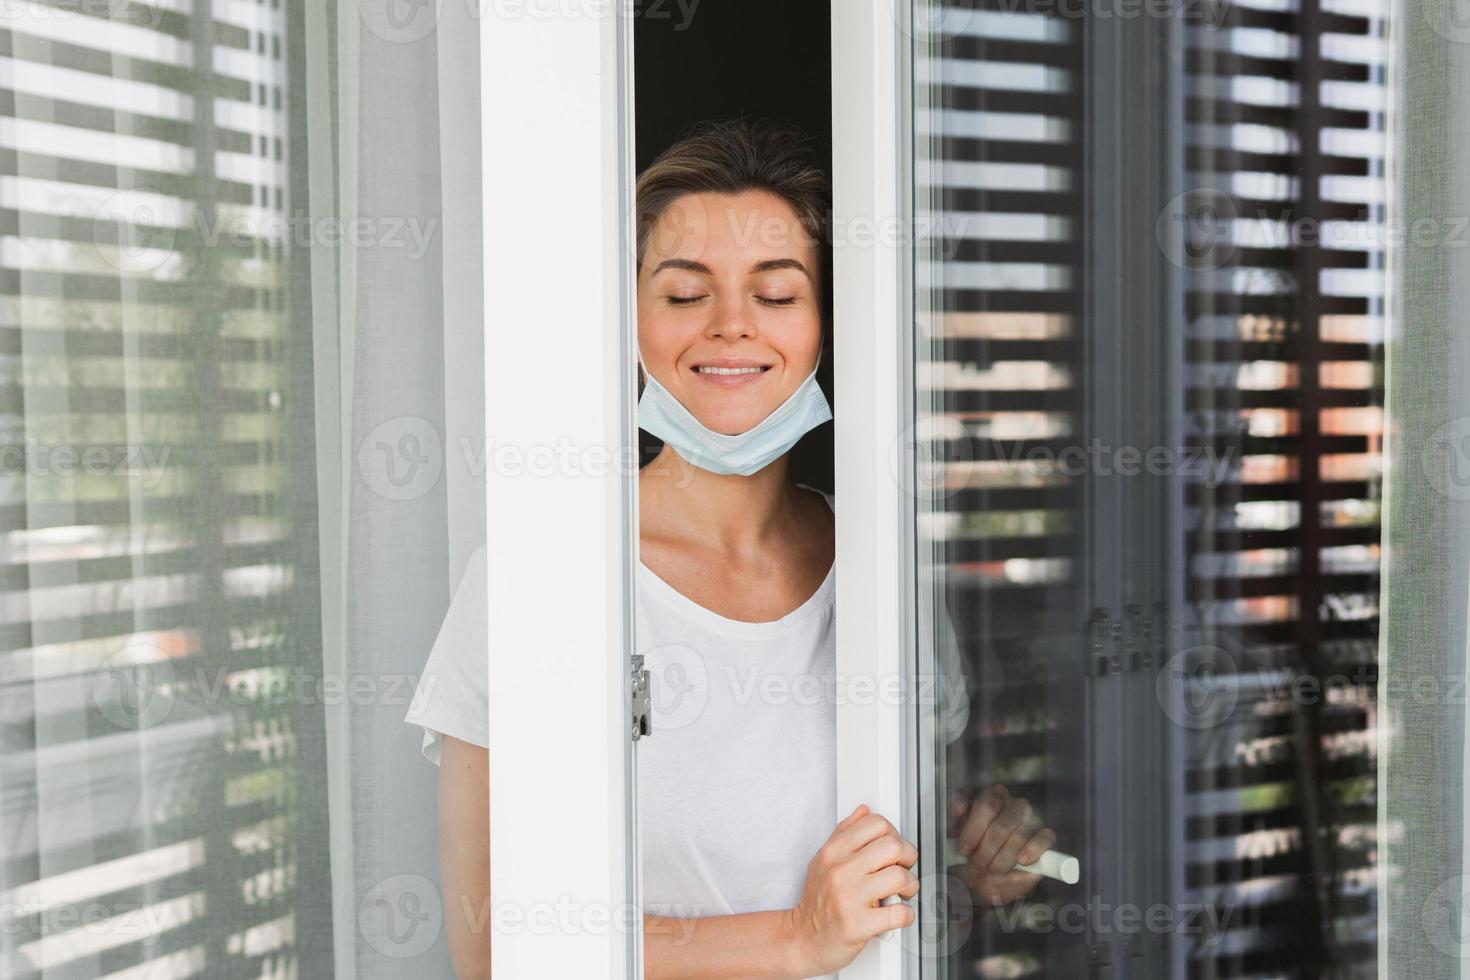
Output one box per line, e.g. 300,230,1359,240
405,116,1057,979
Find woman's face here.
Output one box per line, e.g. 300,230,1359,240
637,189,823,436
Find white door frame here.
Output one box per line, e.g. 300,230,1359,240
482,2,641,976
833,0,914,978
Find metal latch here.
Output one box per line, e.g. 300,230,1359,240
630,654,652,740
1087,607,1121,676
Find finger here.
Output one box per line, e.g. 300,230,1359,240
860,900,914,938
971,797,1028,873
987,811,1041,878
853,832,918,874
1015,826,1058,868
973,869,1043,906
860,864,918,907
955,784,1009,857
837,803,870,832
832,811,901,858
945,791,970,838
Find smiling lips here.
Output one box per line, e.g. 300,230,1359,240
690,359,773,387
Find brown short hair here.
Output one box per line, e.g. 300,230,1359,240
634,116,833,346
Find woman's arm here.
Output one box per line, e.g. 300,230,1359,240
643,910,809,980
437,739,902,979
437,736,810,979
439,734,491,979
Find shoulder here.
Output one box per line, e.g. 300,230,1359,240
403,543,491,764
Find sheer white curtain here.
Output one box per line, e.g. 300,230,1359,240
308,1,484,977
1379,2,1470,975
0,0,481,976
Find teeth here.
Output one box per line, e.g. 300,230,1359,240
696,366,765,375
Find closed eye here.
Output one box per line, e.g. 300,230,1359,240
758,296,798,306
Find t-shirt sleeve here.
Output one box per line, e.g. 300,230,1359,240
934,587,972,747
814,484,970,746
403,543,489,766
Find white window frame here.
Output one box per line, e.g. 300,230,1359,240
833,1,916,978
481,4,642,977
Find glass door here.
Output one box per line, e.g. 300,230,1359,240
868,1,1394,978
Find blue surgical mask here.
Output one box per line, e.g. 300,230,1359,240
636,361,832,476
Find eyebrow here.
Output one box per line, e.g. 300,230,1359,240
651,257,813,280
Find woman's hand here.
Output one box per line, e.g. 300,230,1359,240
784,803,920,977
947,784,1056,907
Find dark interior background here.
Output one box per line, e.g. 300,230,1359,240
634,2,834,493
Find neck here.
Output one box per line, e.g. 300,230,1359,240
639,444,801,555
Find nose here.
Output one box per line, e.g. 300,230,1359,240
704,292,756,342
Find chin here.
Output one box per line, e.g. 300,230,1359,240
700,407,765,436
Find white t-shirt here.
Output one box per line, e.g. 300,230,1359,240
404,486,971,924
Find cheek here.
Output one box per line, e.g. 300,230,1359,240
770,314,824,365
636,312,685,370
